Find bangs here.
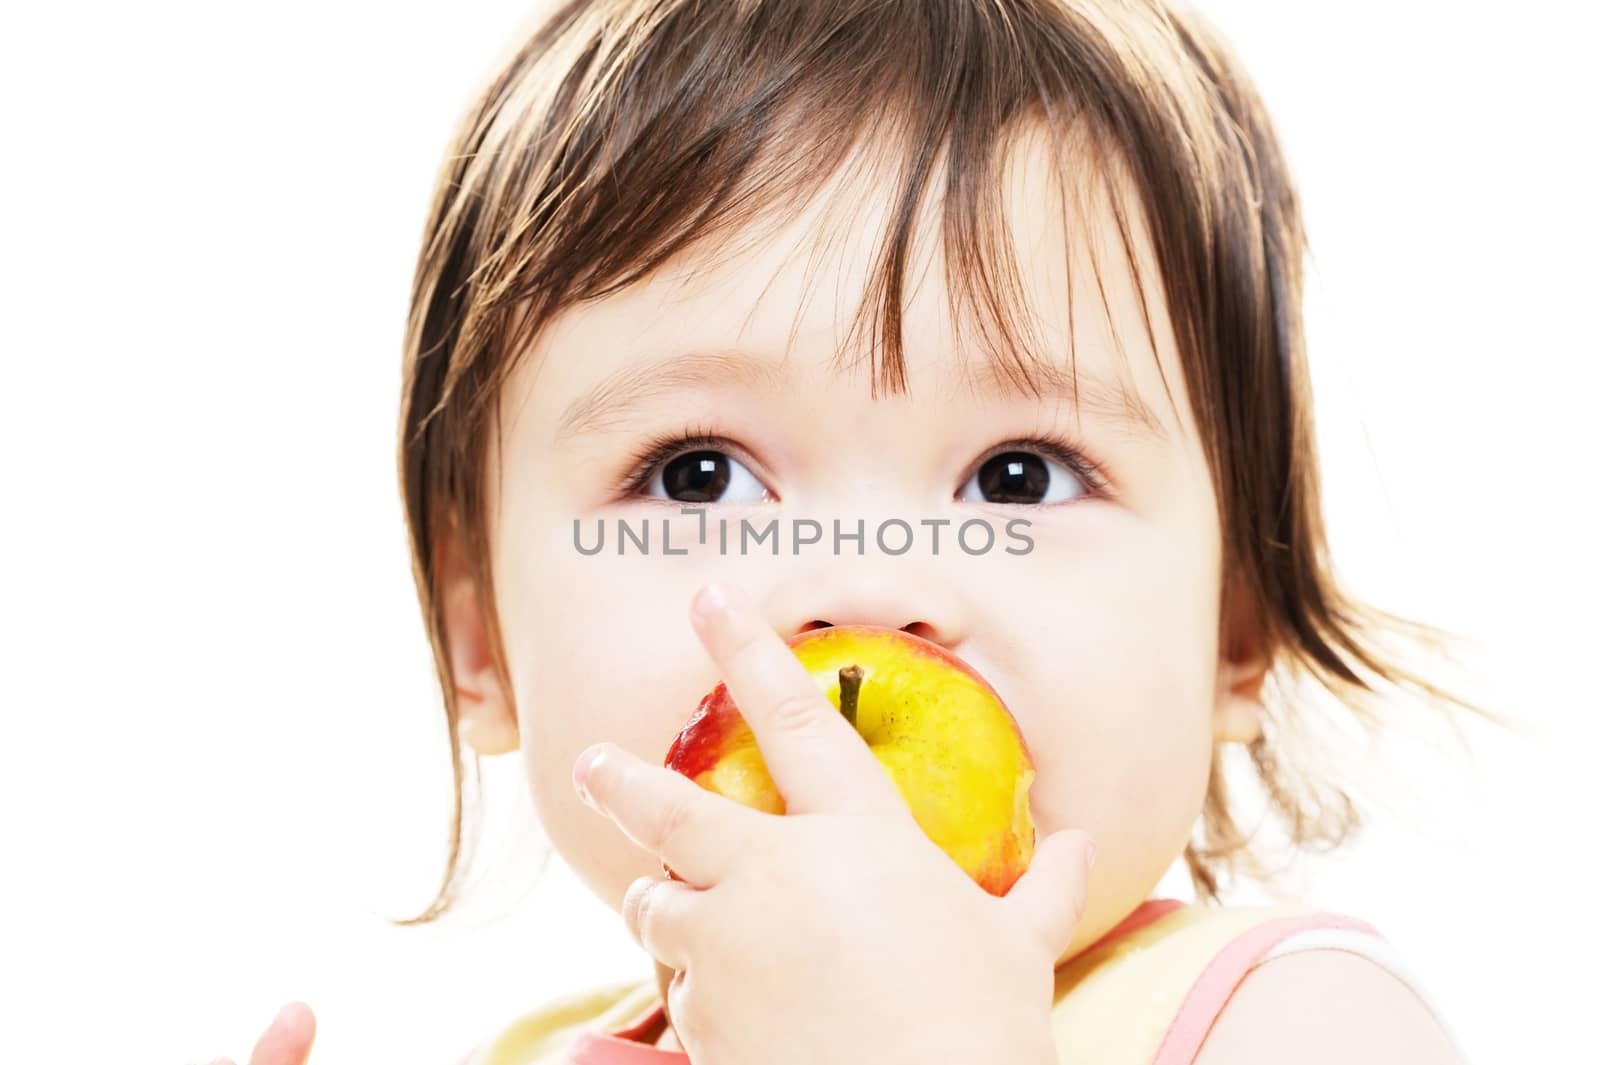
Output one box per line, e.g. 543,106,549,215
411,0,1233,449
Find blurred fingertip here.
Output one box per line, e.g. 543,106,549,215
275,999,316,1032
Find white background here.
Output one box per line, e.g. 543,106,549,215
2,2,1595,1062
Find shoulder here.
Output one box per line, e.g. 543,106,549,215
1193,937,1464,1065
1051,901,1466,1065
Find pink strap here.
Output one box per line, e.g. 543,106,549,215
1149,912,1381,1065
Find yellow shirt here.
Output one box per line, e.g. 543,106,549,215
461,899,1412,1065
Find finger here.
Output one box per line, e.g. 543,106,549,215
621,873,702,970
575,741,767,887
1004,829,1096,957
688,581,902,815
247,1002,315,1065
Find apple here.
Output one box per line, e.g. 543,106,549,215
663,624,1036,896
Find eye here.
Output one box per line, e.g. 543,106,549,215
957,441,1100,506
644,448,768,504
620,428,771,505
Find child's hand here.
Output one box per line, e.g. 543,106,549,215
573,582,1095,1065
196,1001,316,1065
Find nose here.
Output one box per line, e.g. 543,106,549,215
771,563,967,650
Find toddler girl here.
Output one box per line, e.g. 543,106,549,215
217,1,1492,1062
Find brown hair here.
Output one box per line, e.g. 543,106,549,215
394,0,1496,925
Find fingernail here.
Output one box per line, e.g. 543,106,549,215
1085,838,1098,869
693,582,731,622
573,744,606,803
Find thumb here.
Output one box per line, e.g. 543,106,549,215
1004,828,1096,956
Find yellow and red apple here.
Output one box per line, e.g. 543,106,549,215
663,625,1036,896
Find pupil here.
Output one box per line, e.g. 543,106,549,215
663,450,729,502
979,452,1047,504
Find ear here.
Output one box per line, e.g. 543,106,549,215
1213,588,1269,746
435,515,520,756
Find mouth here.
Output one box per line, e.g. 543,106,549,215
663,622,1040,895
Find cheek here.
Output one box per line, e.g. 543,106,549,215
1024,633,1213,833
1018,538,1219,888
499,538,728,907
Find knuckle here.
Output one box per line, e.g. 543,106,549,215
655,793,698,855
768,690,823,732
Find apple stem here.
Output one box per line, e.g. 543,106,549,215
837,665,863,729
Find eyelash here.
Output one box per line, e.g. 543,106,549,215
613,421,1114,502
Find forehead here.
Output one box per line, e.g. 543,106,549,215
500,121,1192,449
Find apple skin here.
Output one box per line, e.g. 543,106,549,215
663,624,1036,896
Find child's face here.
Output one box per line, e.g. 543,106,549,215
444,134,1268,962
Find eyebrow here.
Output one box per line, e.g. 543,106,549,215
964,357,1168,442
558,349,790,437
557,347,1166,441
